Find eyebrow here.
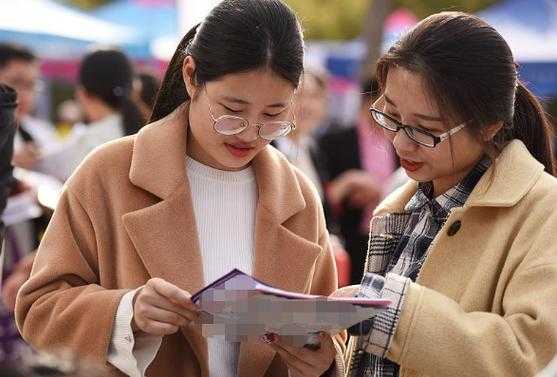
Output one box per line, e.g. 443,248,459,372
221,96,287,109
384,94,443,122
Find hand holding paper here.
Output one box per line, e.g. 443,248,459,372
191,269,390,346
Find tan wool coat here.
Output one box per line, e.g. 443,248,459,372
15,105,346,377
345,140,557,377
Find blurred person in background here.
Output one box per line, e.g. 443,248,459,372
132,70,161,124
318,78,397,285
0,84,17,236
0,43,58,170
0,84,26,362
34,48,144,181
0,46,53,363
274,70,351,286
55,99,83,138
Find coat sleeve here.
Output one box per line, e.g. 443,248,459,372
15,187,130,363
387,216,557,376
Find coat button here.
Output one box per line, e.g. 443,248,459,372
447,220,461,236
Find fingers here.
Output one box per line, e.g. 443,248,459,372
268,333,336,376
328,284,360,298
140,292,198,322
136,318,180,336
269,342,314,376
132,278,200,336
139,305,189,327
148,278,197,311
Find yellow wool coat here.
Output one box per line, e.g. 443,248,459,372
15,105,346,377
345,140,557,377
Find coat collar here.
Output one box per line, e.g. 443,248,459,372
124,103,320,376
375,140,545,215
129,103,306,223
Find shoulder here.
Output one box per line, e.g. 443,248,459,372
518,170,557,219
65,135,135,193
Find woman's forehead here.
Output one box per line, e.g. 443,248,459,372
385,67,440,116
207,70,296,106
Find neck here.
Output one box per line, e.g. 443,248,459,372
86,103,117,123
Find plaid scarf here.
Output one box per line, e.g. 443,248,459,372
348,156,491,377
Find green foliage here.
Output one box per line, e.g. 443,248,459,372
394,0,499,18
60,0,110,10
286,0,370,40
63,0,500,39
286,0,499,40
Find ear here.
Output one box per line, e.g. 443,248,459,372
182,56,198,99
481,121,504,142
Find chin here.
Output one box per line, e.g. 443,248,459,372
219,155,253,171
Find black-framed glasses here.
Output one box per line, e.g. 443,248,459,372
369,108,466,148
206,89,296,141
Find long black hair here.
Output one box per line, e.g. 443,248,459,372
149,0,304,123
79,49,144,136
376,12,555,174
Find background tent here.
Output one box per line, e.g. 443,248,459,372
93,0,176,59
479,0,557,98
0,0,141,60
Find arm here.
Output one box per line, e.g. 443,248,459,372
15,188,130,363
387,217,557,377
108,289,162,377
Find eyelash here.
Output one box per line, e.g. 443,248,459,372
222,104,281,118
386,111,431,132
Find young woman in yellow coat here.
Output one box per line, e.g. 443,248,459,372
343,12,557,377
15,1,345,376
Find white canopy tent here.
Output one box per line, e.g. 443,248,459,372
0,0,138,59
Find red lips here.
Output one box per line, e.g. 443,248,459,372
400,158,424,172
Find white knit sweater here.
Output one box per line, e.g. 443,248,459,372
107,157,257,377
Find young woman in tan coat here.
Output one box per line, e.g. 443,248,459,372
342,12,557,377
14,1,345,376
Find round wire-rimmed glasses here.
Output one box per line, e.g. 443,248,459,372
206,90,296,141
369,107,466,148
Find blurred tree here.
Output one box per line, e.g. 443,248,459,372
396,0,499,19
286,0,370,40
61,0,111,10
286,0,499,40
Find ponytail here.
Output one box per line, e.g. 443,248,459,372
511,81,555,174
120,96,145,136
149,24,199,123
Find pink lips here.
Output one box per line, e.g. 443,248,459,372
225,143,254,158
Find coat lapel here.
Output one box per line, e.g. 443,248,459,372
237,147,323,377
122,104,209,375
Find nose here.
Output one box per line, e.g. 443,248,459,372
238,120,260,142
392,128,417,155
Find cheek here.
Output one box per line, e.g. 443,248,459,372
422,144,453,171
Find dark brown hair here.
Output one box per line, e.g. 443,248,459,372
150,0,304,123
79,49,144,136
376,12,555,174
